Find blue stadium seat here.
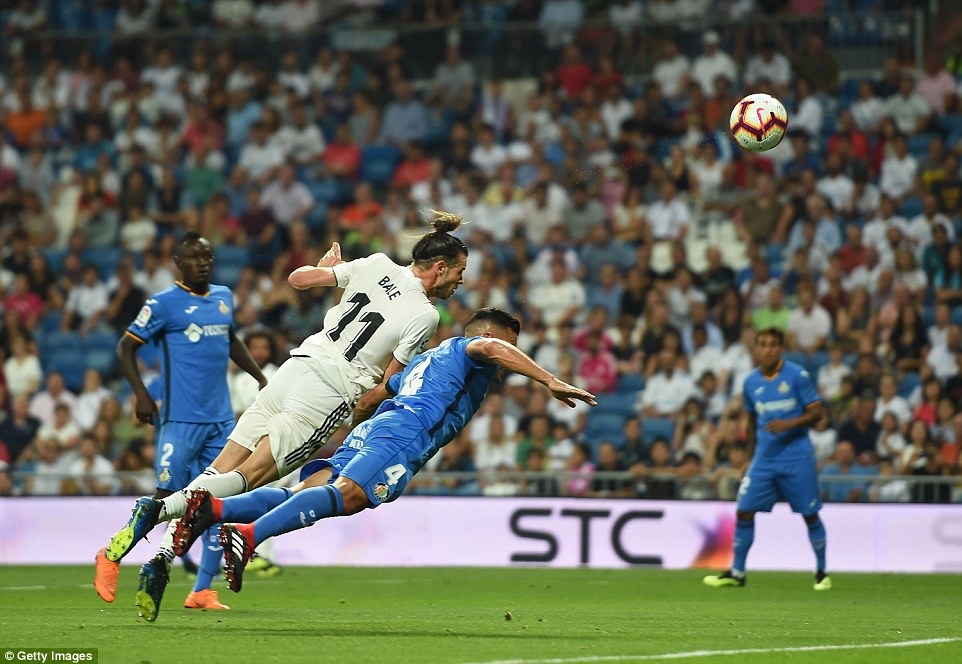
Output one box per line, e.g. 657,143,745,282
783,351,810,372
43,349,87,391
37,311,64,338
213,263,245,288
908,133,938,159
584,412,629,440
615,374,645,392
42,247,67,269
642,418,675,445
359,145,401,187
808,351,830,376
85,348,117,375
939,114,962,137
40,329,82,354
84,246,123,280
952,307,962,326
84,329,118,354
215,244,249,268
307,200,328,233
898,373,920,399
594,392,637,417
307,179,351,204
901,196,923,219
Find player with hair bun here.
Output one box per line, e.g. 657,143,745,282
98,211,469,622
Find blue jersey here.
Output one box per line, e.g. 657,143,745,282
126,282,235,424
742,360,820,462
382,336,499,465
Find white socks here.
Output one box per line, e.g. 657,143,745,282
159,467,220,521
196,469,248,498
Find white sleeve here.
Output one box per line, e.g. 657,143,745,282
331,253,385,289
392,306,440,366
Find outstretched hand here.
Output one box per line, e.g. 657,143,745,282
317,242,342,268
545,377,597,408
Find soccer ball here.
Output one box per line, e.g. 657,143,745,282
729,93,789,153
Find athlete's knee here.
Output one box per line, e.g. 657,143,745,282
736,511,756,522
803,512,820,525
332,477,369,515
298,468,333,491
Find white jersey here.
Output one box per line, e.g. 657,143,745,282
292,253,439,401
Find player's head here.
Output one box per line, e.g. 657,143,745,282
754,327,784,373
174,232,213,291
464,307,521,346
411,210,469,300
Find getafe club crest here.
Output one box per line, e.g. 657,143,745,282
373,483,390,502
159,468,171,484
219,300,229,315
778,381,790,394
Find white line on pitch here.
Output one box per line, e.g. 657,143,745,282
460,637,962,664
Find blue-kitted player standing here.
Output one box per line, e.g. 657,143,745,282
94,232,267,619
704,327,831,591
171,308,596,594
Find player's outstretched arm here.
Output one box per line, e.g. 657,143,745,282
466,338,597,408
351,356,407,427
116,334,158,424
287,242,342,290
229,331,268,389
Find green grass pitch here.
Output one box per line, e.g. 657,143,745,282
1,566,961,663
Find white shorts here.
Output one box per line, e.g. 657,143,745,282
228,358,354,476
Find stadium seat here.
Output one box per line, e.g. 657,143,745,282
85,348,117,376
585,412,628,440
215,245,249,268
900,196,923,219
808,351,830,375
898,373,920,399
37,311,65,339
783,351,810,372
642,418,675,445
40,329,82,354
615,374,645,393
307,179,351,204
908,133,938,159
359,145,401,187
83,329,118,354
213,263,245,288
83,246,123,280
43,349,87,391
594,392,637,417
952,307,962,326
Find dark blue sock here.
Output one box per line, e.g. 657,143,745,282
192,524,222,592
732,518,755,575
807,517,827,573
253,485,344,546
221,487,293,523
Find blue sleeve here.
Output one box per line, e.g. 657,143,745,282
742,376,756,414
461,336,493,369
386,371,402,396
126,294,167,344
795,367,821,407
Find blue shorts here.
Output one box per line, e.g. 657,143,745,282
154,419,234,492
737,456,823,515
299,409,428,508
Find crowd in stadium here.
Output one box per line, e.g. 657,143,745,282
0,0,960,503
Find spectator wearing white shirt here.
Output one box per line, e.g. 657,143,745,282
274,103,325,166
229,332,279,416
4,336,42,398
599,84,633,141
638,347,697,419
816,153,853,213
904,193,954,259
277,49,310,99
65,435,118,495
691,31,737,95
531,257,587,330
518,181,565,246
926,325,961,381
645,181,690,242
850,79,884,132
470,124,508,178
879,133,918,201
115,0,155,38
26,438,70,496
883,73,932,135
688,325,725,381
28,373,78,428
212,0,255,28
787,284,832,353
652,39,691,100
472,417,520,477
926,303,952,350
744,40,792,94
861,195,908,256
253,0,285,31
817,344,852,399
37,403,82,451
433,46,476,105
62,265,109,335
792,78,823,139
73,369,113,432
140,47,181,99
238,121,285,182
874,373,912,425
260,165,314,227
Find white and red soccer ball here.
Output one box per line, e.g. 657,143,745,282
729,93,789,153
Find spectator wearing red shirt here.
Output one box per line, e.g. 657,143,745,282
591,55,624,99
838,224,868,275
826,110,870,165
322,124,361,181
556,44,594,101
4,274,44,329
392,142,431,189
181,102,225,153
576,329,618,394
7,88,48,148
341,182,382,229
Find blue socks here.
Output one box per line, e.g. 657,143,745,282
221,487,293,523
193,524,222,592
807,517,827,573
253,485,344,546
732,518,755,575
